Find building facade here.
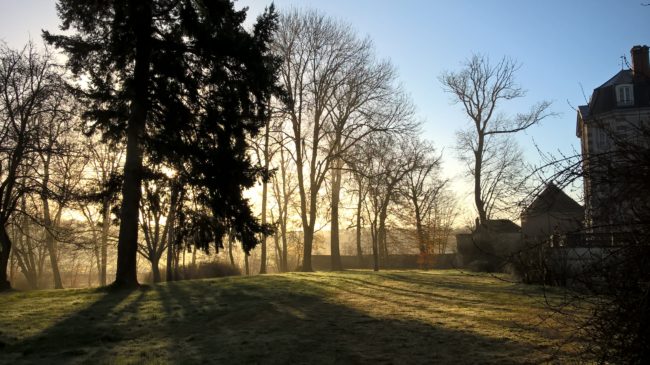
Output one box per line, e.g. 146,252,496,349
521,183,583,244
576,45,650,232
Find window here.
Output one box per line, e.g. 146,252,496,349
615,84,634,106
596,128,610,150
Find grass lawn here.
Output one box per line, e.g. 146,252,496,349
0,270,586,364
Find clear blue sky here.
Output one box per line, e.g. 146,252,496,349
1,0,648,217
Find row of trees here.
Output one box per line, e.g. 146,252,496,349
1,0,280,290
265,11,457,272
1,4,459,290
4,1,644,362
2,3,559,291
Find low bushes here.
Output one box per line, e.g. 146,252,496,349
145,261,241,283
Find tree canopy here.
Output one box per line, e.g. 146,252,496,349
44,0,279,288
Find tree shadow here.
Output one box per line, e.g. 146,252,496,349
371,271,533,294
1,275,578,364
148,276,572,364
2,287,147,364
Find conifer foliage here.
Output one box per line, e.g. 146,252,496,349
44,0,279,288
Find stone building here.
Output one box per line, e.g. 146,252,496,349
521,183,583,244
576,45,650,232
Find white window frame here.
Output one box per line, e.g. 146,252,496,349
615,84,634,106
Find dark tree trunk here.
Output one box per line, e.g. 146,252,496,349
278,149,289,273
272,231,282,272
151,255,161,283
294,127,314,272
474,133,487,224
173,245,180,281
281,227,288,272
228,232,236,268
259,120,270,274
356,180,364,267
165,184,179,282
301,185,319,272
8,243,15,285
93,239,101,286
378,205,389,265
114,94,145,287
43,219,63,289
0,226,12,290
371,225,379,272
114,1,153,289
165,240,174,281
13,218,38,289
302,227,314,272
414,203,426,255
41,156,63,289
14,248,38,290
330,163,343,271
100,199,110,286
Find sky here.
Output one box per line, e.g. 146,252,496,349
1,0,649,220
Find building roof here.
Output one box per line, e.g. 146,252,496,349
522,183,583,217
577,46,650,138
582,69,650,117
598,69,634,88
479,219,521,233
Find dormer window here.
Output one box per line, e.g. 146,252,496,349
616,84,634,106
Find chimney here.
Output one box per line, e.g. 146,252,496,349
631,45,650,79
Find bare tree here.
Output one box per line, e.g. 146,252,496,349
274,10,415,270
440,54,553,224
80,139,123,286
138,170,174,283
323,43,401,271
396,139,445,256
268,121,298,272
363,134,421,270
34,98,85,289
457,131,527,219
429,188,460,255
347,142,374,266
9,196,47,289
273,11,350,271
0,42,65,291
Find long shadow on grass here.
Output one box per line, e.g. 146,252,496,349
372,271,548,296
149,276,566,364
295,274,562,341
329,274,489,306
2,287,147,365
2,276,574,364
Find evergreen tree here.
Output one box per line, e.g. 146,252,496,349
45,0,278,288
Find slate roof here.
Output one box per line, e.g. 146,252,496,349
523,183,583,217
480,219,521,233
583,69,650,116
598,69,634,88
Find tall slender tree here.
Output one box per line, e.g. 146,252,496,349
440,54,552,224
45,0,279,288
44,0,154,288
